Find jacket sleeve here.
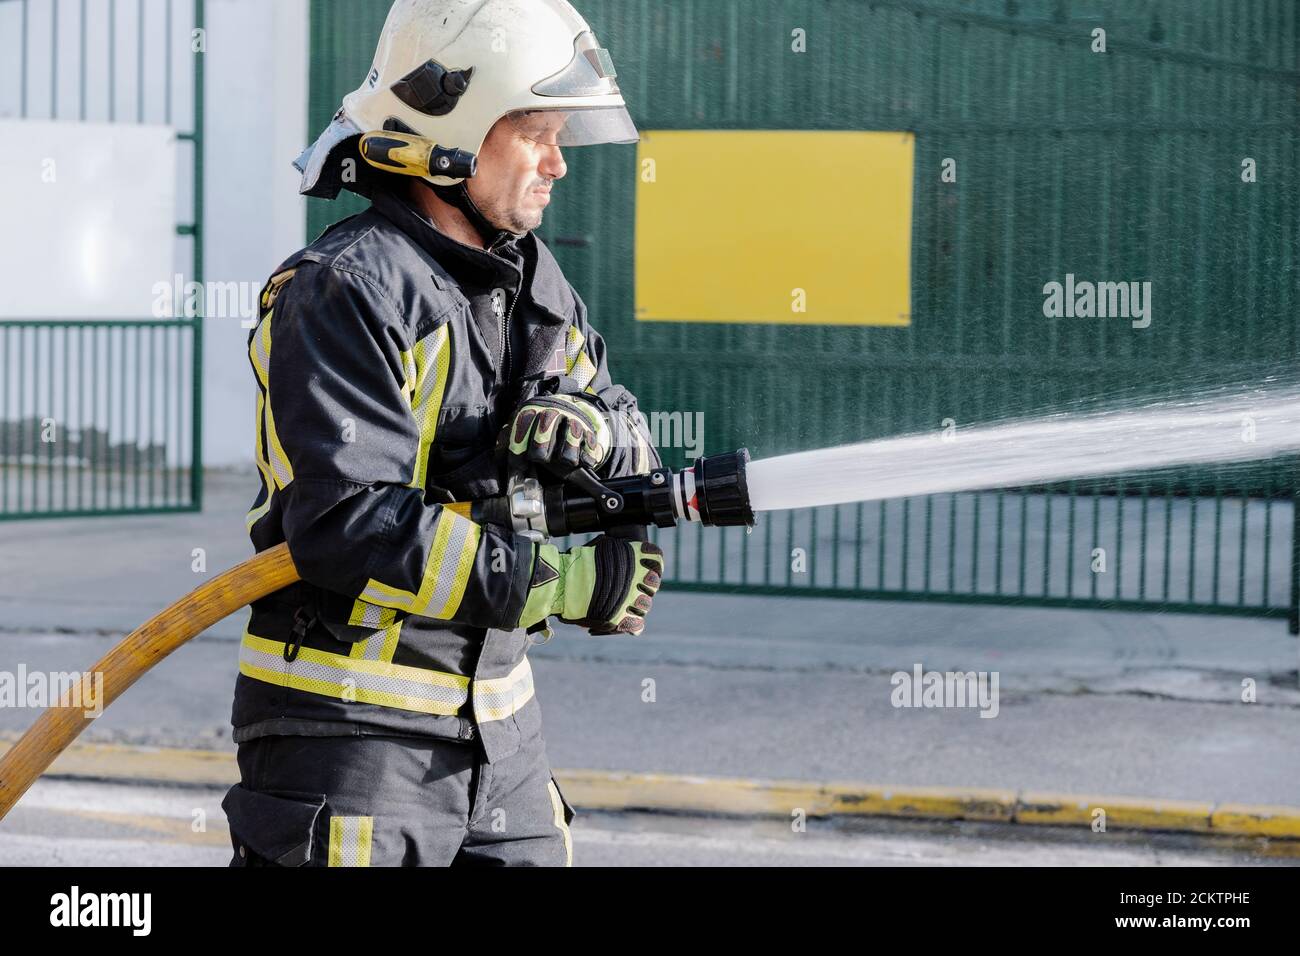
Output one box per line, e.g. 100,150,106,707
565,287,662,479
263,262,536,629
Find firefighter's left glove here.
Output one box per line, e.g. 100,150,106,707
498,394,612,481
518,535,665,636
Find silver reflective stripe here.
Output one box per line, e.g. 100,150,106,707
428,515,472,614
240,633,536,724
328,816,373,867
240,634,468,716
565,326,582,366
474,658,535,724
347,600,401,663
353,600,386,629
351,625,398,662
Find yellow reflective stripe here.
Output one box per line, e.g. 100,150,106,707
547,780,573,867
572,350,598,390
435,512,481,618
245,315,279,530
399,347,418,406
242,633,468,687
409,325,451,489
347,602,402,663
358,508,480,618
474,657,535,723
245,388,276,532
250,315,293,489
239,632,536,723
564,325,583,369
348,597,391,630
240,632,469,716
354,623,402,663
564,326,599,390
328,816,373,867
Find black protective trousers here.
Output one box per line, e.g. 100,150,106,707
222,728,575,867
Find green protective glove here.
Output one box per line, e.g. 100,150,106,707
498,393,613,481
519,535,665,636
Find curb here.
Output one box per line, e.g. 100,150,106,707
4,740,1298,840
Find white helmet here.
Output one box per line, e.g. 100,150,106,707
296,0,637,198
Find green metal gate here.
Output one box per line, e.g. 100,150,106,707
306,0,1300,630
0,0,205,519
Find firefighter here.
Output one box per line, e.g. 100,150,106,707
222,0,663,867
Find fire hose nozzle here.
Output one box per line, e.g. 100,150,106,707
479,449,755,539
679,448,755,528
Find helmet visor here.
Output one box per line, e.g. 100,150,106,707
504,106,639,147
533,31,623,98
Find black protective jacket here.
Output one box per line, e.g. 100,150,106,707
233,185,659,762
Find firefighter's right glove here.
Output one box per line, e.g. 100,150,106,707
518,535,665,636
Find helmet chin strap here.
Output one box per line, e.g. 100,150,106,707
428,179,526,249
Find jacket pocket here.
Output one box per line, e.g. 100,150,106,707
425,404,502,500
429,404,492,473
222,784,328,867
312,591,405,650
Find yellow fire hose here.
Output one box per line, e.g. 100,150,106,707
0,451,754,822
0,543,300,821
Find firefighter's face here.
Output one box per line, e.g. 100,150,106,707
467,113,568,234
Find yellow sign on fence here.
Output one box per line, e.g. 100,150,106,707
634,130,914,326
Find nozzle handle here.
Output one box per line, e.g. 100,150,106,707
565,466,623,515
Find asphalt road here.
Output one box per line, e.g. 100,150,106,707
3,778,1294,867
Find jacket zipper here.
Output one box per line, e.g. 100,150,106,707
500,291,515,387
488,233,521,397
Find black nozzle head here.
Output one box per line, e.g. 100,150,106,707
430,147,476,179
692,448,755,528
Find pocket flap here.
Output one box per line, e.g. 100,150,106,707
222,784,327,867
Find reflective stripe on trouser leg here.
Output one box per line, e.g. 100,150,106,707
328,816,373,867
547,779,573,867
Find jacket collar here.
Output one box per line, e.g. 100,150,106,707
370,186,574,327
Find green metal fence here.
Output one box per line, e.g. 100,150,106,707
0,0,205,519
307,0,1300,630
